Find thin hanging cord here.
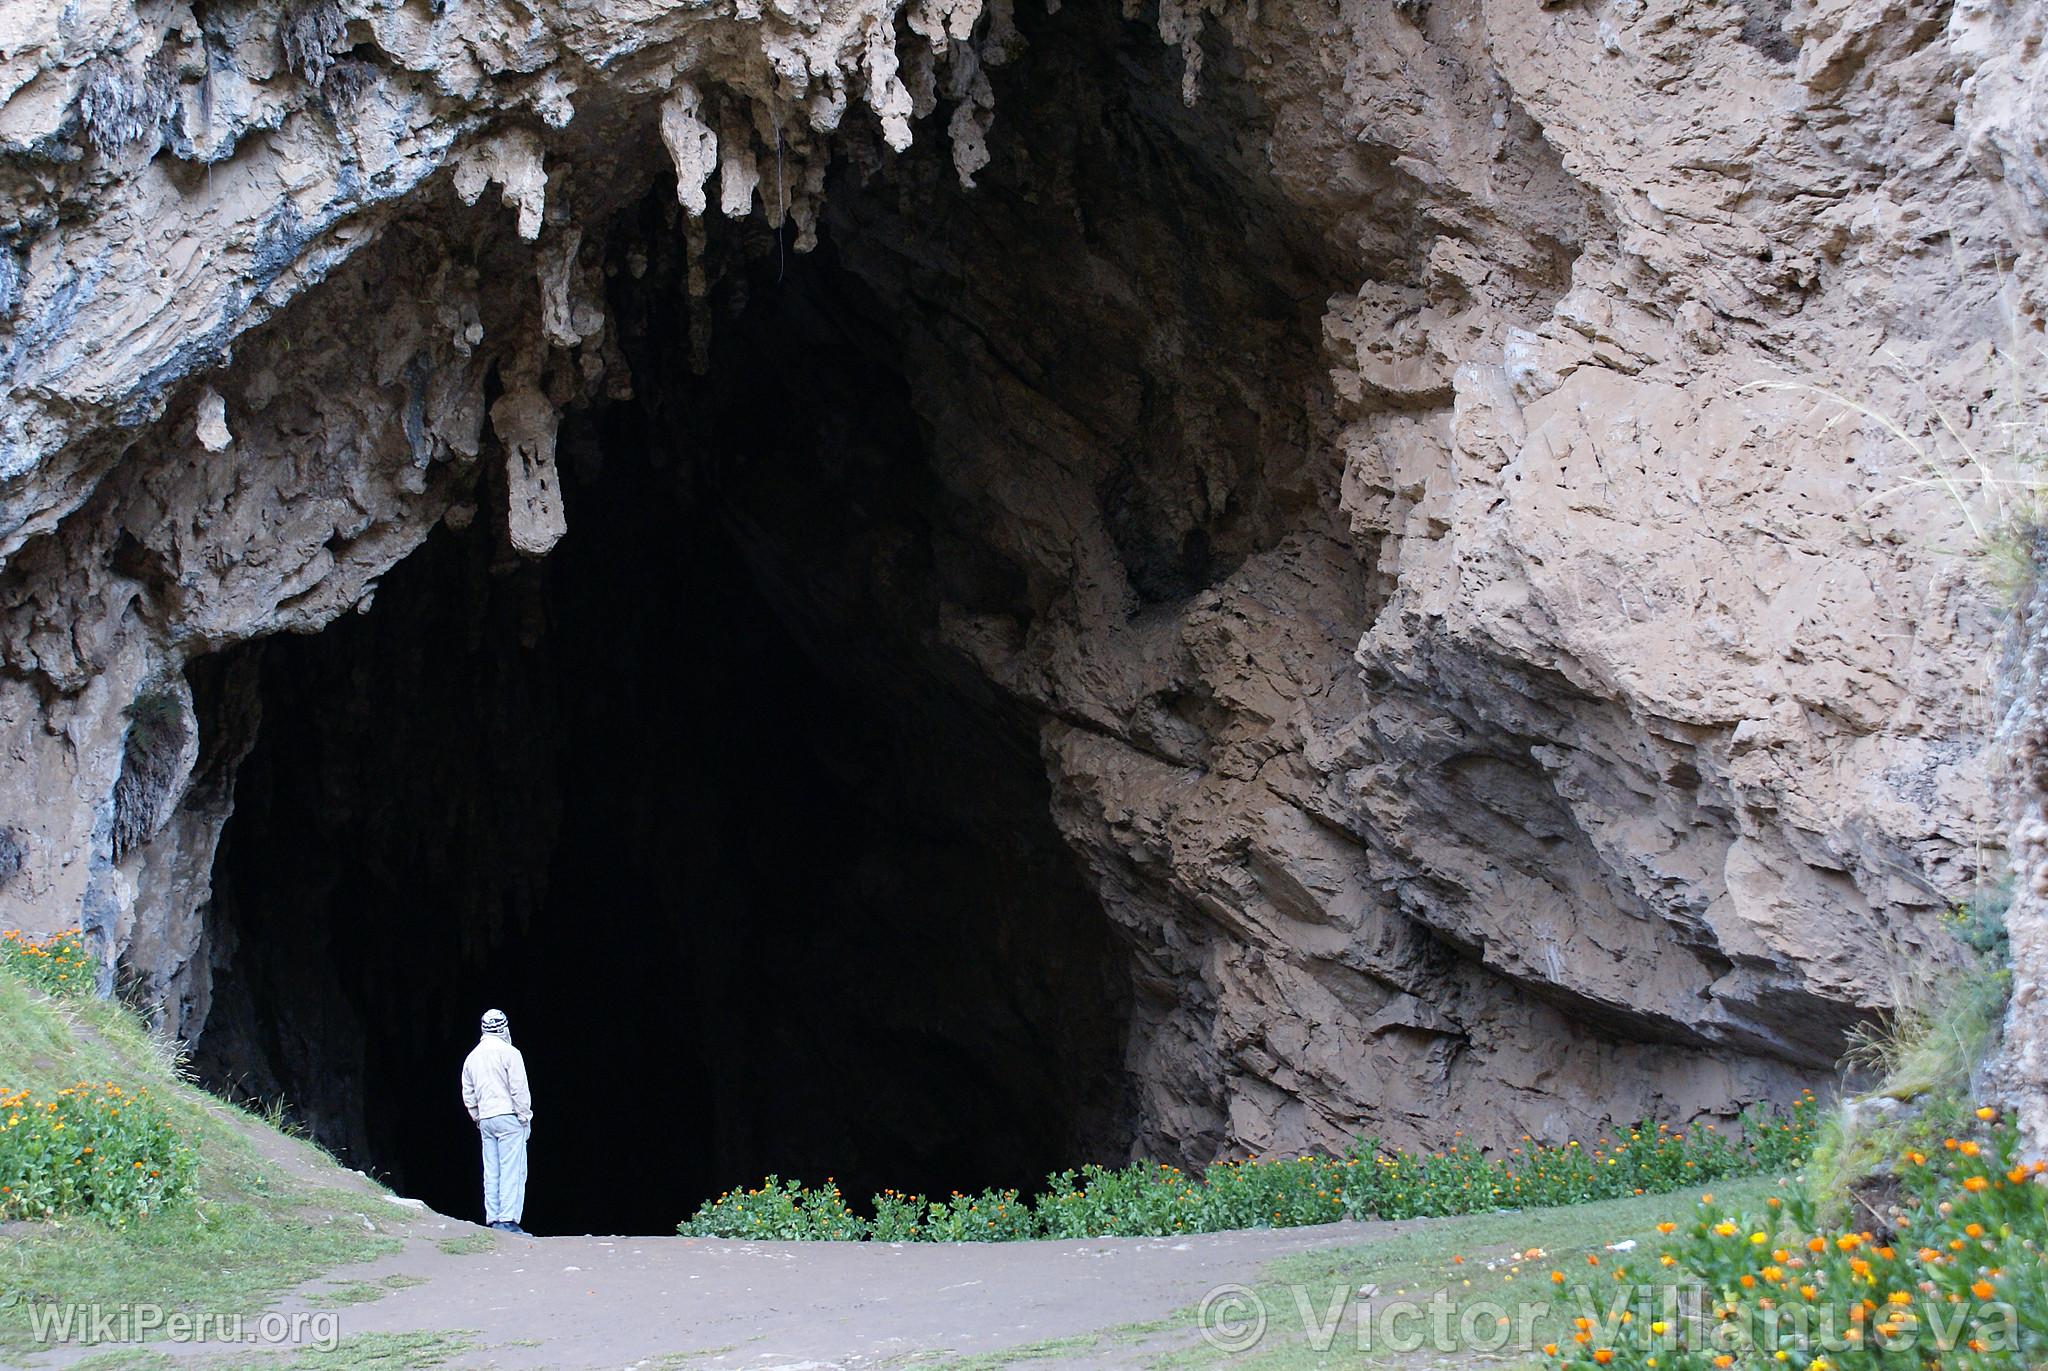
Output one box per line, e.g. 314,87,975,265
775,115,786,283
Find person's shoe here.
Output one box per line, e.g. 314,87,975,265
501,1222,529,1235
487,1221,511,1231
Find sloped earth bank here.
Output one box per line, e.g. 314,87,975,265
4,0,2048,1219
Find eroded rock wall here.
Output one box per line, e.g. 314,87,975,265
0,0,2039,1165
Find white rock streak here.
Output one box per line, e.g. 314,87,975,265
660,83,719,218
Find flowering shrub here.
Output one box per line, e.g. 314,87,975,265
1345,1097,1818,1220
674,1176,868,1240
0,927,96,996
868,1187,929,1241
1036,1158,1349,1237
1541,1108,2046,1371
677,1096,1819,1242
918,1187,1041,1241
0,1080,197,1224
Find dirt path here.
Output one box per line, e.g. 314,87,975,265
256,1213,1405,1369
16,1024,1456,1370
33,1201,1423,1369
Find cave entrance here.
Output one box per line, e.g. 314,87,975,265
185,0,1347,1235
192,230,1137,1236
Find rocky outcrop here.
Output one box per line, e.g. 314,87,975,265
0,0,2038,1175
1998,531,2048,1158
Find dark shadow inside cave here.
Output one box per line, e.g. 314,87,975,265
181,2,1349,1235
192,236,1140,1236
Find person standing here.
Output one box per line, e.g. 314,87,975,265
460,1008,533,1234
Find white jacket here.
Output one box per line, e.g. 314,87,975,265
460,1035,533,1124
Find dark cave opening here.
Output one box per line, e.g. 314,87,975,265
192,235,1136,1235
182,2,1350,1234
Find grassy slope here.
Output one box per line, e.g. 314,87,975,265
930,1177,1782,1371
0,976,400,1355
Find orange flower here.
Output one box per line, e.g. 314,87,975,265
1971,1280,1996,1301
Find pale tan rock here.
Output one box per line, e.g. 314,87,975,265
491,378,567,559
0,0,2040,1169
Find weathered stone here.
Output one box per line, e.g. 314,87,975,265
0,0,2039,1170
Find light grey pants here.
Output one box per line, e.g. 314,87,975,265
478,1113,529,1224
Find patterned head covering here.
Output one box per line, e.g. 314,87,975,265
480,1008,510,1040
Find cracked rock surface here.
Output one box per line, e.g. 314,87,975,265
2,0,2044,1168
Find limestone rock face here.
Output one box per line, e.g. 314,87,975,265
0,0,2039,1167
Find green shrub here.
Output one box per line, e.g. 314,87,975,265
0,1080,196,1224
1340,1098,1817,1221
868,1188,929,1241
1034,1158,1348,1237
1942,884,2011,962
677,1096,1820,1243
0,927,96,996
674,1176,869,1240
917,1187,1039,1241
1540,1108,2046,1371
1809,942,2011,1221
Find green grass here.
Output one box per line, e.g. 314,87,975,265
248,1330,478,1368
0,976,400,1355
1164,1180,1777,1370
305,1273,426,1307
1806,948,2010,1222
71,1350,178,1371
897,1334,1103,1370
909,1180,1782,1370
433,1231,495,1256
